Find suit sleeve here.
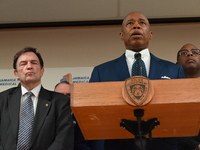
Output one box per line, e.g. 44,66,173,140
48,96,74,150
0,92,4,150
89,67,100,82
0,108,3,150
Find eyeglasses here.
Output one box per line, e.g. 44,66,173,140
178,49,200,56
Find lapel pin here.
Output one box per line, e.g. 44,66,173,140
46,104,48,107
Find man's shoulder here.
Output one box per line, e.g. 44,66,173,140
40,87,66,98
0,87,19,95
41,88,70,103
94,54,125,68
151,53,179,67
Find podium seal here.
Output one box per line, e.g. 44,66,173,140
122,76,154,106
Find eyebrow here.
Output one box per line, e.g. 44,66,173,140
19,59,38,64
127,18,146,22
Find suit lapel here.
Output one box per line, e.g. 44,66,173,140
30,87,51,146
148,53,164,79
114,53,165,80
8,87,21,139
113,54,130,81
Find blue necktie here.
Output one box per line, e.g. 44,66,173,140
132,53,147,77
17,92,34,150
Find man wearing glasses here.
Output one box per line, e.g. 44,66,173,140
177,44,200,78
176,43,200,150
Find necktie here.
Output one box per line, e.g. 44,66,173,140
17,92,34,150
132,53,147,77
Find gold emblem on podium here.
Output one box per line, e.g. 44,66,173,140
122,76,154,106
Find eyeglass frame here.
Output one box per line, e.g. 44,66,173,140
178,49,200,57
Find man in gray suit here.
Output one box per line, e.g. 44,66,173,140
0,47,74,150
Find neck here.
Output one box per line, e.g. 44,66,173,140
126,45,147,52
21,82,40,91
185,71,200,78
186,74,200,78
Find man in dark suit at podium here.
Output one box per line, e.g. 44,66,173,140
89,11,186,150
176,43,200,150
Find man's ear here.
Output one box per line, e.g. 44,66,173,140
149,31,153,40
40,67,44,76
120,32,124,40
14,69,19,79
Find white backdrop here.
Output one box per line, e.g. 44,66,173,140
0,67,93,92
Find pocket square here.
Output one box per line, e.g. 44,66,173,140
161,76,171,79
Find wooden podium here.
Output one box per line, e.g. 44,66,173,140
71,78,200,140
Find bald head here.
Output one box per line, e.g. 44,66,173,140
177,43,200,78
121,11,150,30
120,11,152,52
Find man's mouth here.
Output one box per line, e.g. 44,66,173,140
26,72,34,75
187,59,195,63
131,31,142,38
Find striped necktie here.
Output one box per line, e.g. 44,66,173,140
17,91,34,150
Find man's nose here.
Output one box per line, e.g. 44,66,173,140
187,51,193,56
133,22,141,29
27,62,33,68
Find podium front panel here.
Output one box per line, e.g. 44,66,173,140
71,79,200,140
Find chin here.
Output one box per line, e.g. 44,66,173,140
131,41,146,47
25,78,36,83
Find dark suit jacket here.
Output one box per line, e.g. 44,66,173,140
0,86,74,150
90,53,186,82
89,53,186,150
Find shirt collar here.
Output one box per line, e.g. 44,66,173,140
125,48,151,77
125,48,150,59
125,48,150,60
21,84,41,97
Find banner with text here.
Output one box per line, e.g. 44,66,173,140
0,67,93,92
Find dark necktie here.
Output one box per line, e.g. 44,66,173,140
17,92,34,150
132,53,147,77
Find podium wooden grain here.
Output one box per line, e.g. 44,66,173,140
71,78,200,140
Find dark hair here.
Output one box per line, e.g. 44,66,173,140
54,81,70,90
13,47,44,69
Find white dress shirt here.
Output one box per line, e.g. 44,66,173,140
21,84,41,115
125,48,151,77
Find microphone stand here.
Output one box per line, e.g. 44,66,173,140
120,109,160,150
